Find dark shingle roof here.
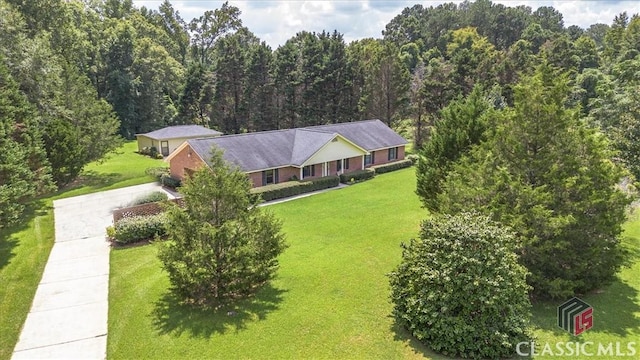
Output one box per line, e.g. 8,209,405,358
138,125,222,140
186,119,406,172
306,119,407,151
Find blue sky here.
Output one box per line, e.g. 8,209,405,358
132,1,640,49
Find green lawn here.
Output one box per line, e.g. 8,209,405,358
108,168,444,359
0,141,165,360
108,167,640,359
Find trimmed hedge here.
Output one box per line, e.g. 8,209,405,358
130,191,168,206
370,159,413,174
339,169,375,184
252,175,339,202
107,213,168,245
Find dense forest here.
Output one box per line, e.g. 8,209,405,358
1,0,639,227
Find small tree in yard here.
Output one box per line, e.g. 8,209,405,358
158,149,286,308
389,212,532,360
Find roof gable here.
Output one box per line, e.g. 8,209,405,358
291,130,336,166
305,119,407,151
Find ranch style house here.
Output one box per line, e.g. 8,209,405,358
166,119,408,188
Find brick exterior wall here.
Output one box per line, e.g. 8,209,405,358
169,145,206,180
279,166,300,182
367,145,406,168
347,155,364,171
248,166,301,187
398,146,405,160
247,172,262,187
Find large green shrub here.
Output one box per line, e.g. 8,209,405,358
108,213,168,245
339,169,375,183
370,159,413,174
389,212,532,360
251,176,339,202
160,173,181,189
129,191,168,206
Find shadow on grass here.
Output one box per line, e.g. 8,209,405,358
0,200,50,271
151,284,287,338
390,319,450,359
56,170,123,195
531,277,640,338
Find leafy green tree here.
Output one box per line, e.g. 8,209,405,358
0,57,53,227
416,86,492,211
445,27,498,94
158,149,287,307
273,37,301,128
389,212,532,359
245,40,276,131
130,36,183,133
41,118,84,186
189,1,241,66
437,65,631,299
540,34,580,71
532,6,564,34
573,35,601,70
176,62,214,125
585,23,610,49
588,57,640,180
355,39,409,127
104,20,136,138
211,29,252,133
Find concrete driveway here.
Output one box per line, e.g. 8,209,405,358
12,183,175,359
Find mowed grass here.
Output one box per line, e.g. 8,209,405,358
108,168,447,359
0,141,164,360
108,166,640,359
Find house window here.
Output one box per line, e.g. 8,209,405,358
161,141,169,156
388,147,397,161
262,169,278,186
303,165,315,178
344,158,350,170
364,152,375,166
337,160,342,172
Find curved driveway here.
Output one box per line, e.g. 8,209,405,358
12,183,175,359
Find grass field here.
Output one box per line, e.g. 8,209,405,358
108,167,640,359
0,141,165,360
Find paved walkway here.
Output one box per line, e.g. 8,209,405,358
12,183,175,360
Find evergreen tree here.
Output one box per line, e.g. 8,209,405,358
436,65,630,298
158,149,287,307
0,57,53,227
416,86,492,211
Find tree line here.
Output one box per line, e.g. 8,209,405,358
1,0,639,221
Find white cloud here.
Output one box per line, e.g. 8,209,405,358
132,0,639,48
